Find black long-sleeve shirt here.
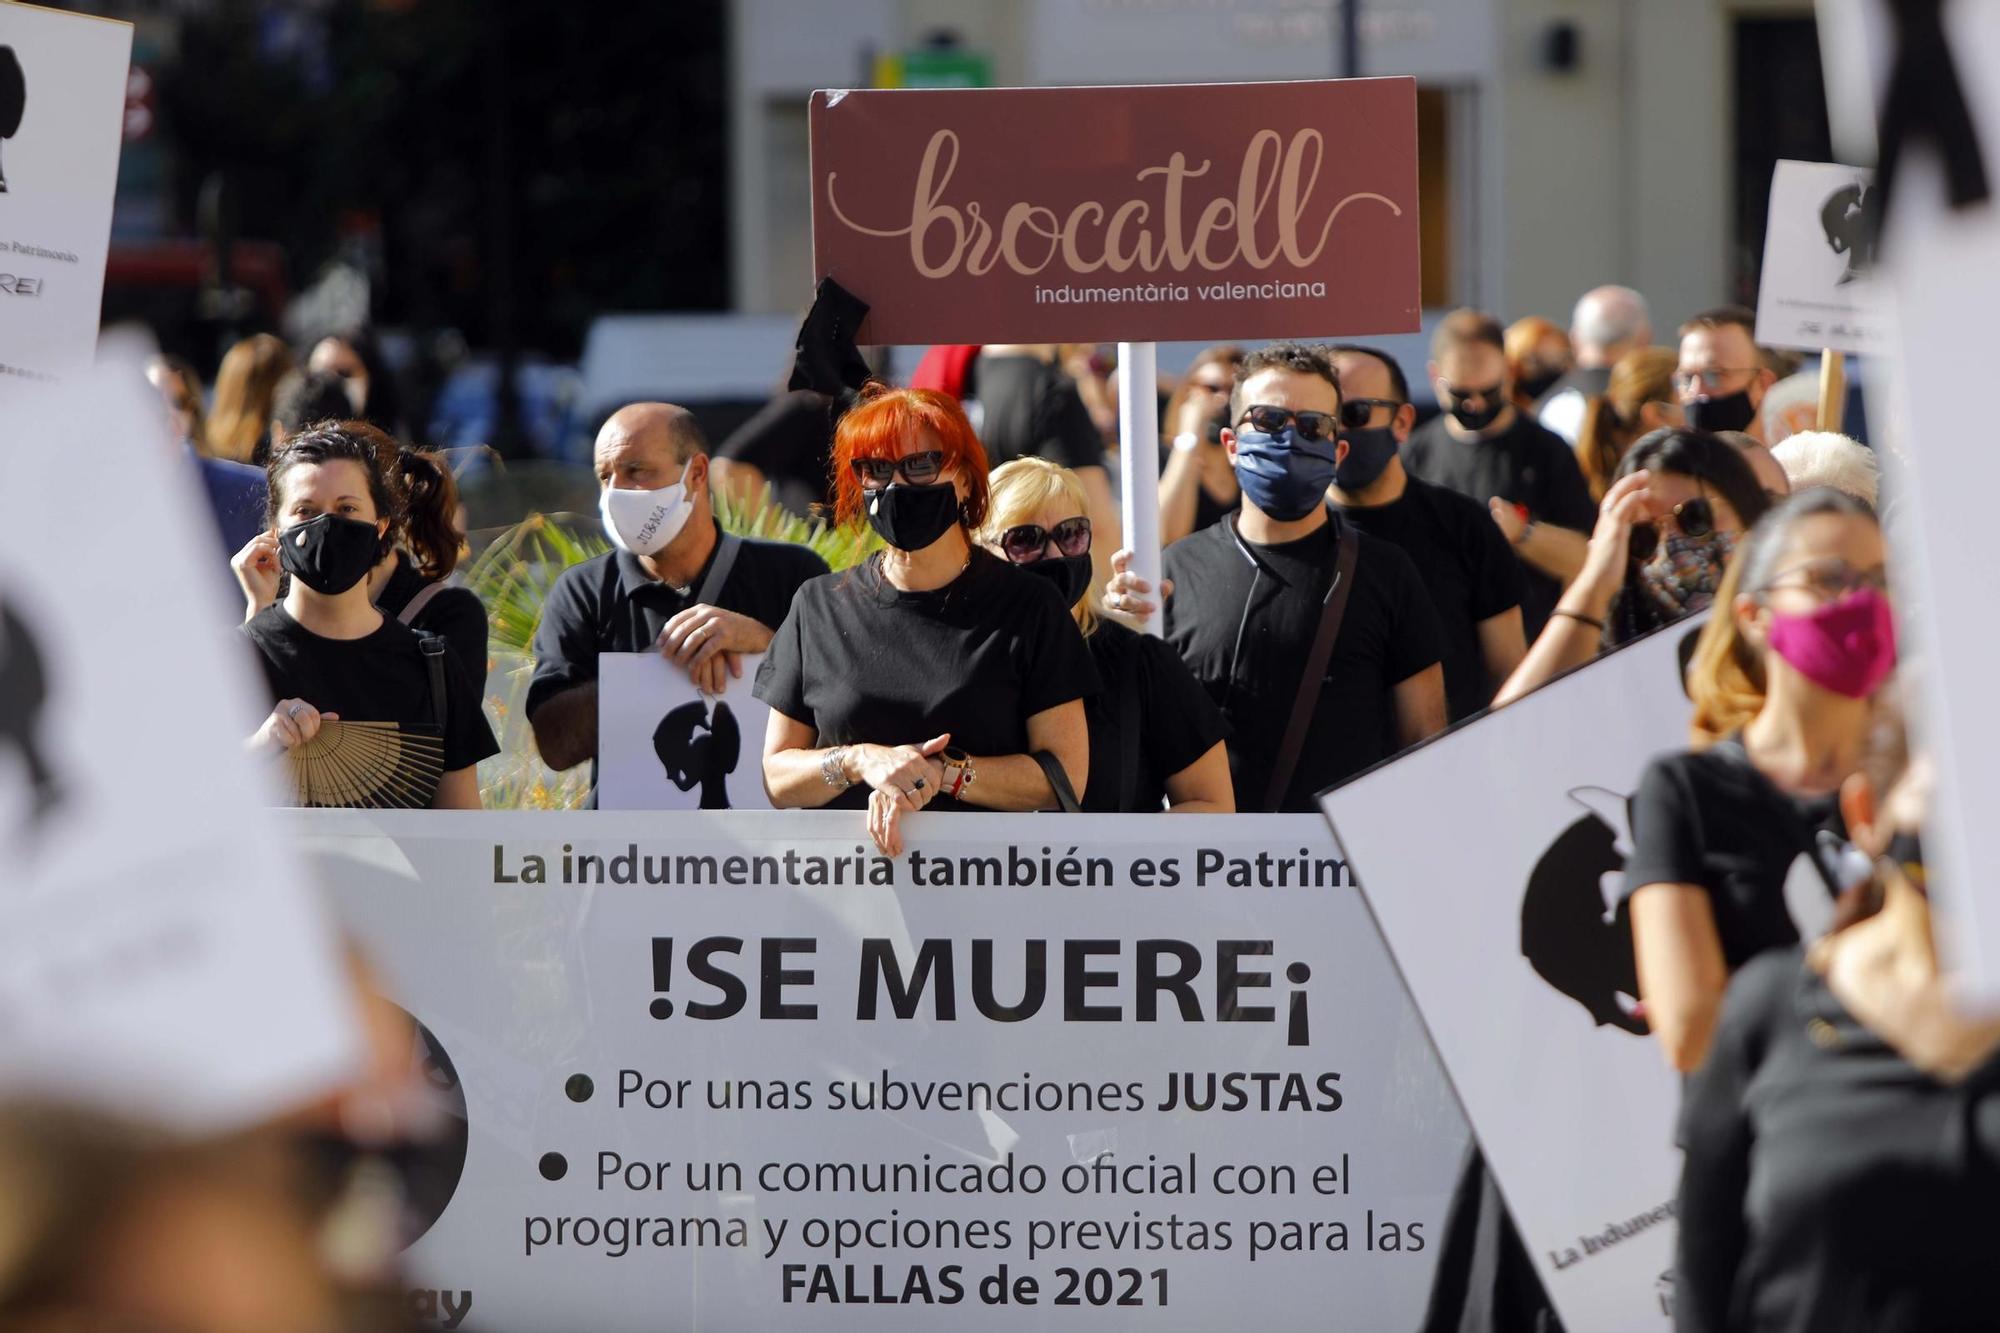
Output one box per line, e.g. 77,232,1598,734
1676,948,2000,1332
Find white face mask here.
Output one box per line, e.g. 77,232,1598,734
599,480,692,556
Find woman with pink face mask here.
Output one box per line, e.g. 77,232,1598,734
1620,489,1894,1073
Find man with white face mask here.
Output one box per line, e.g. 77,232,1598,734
527,403,828,784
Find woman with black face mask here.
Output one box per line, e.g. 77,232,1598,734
240,423,498,808
1492,429,1772,706
755,385,1100,856
976,458,1232,813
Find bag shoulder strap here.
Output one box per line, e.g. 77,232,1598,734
1263,519,1361,813
397,578,451,627
418,635,449,730
1032,749,1082,814
695,532,744,608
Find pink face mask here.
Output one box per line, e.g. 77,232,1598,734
1766,585,1897,699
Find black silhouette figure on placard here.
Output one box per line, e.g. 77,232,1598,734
0,594,63,837
1519,786,1649,1036
0,47,23,195
1820,181,1879,285
653,699,741,809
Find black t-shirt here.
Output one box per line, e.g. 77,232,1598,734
376,554,489,689
973,354,1108,472
1161,512,1444,812
1402,411,1597,639
716,390,838,515
525,524,830,724
1620,741,1843,970
240,605,500,788
1082,617,1230,813
753,548,1101,812
1677,948,2000,1333
1336,477,1523,722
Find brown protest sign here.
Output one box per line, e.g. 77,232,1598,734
809,79,1421,345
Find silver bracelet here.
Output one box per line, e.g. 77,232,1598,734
820,747,852,789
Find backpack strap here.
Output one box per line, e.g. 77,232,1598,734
418,635,449,730
397,579,451,627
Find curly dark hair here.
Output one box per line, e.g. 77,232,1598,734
1229,342,1342,422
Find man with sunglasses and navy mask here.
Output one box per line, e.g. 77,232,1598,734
1107,343,1446,811
527,402,828,792
1326,344,1528,722
1404,309,1598,641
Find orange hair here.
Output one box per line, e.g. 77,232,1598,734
831,383,990,531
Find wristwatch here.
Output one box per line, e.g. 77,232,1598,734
940,746,977,799
1171,431,1202,454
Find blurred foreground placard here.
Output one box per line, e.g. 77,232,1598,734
0,367,359,1129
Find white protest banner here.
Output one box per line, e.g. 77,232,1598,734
1321,627,1700,1330
1829,0,2000,1000
1753,159,1890,356
0,365,360,1129
597,651,773,811
308,810,1468,1332
0,1,131,389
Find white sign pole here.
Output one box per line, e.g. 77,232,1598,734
1117,341,1163,636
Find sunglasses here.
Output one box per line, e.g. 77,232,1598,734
1338,397,1403,430
1000,517,1092,563
1628,495,1717,562
1239,404,1338,444
850,450,946,487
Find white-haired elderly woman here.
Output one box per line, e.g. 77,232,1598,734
1769,430,1880,508
975,457,1234,812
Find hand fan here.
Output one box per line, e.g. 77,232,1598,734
286,721,445,809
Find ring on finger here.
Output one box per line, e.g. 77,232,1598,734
287,703,306,720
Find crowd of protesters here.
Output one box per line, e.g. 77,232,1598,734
74,268,1975,1332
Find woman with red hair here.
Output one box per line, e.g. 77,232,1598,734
754,385,1099,855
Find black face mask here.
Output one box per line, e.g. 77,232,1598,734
865,482,961,552
279,513,385,595
1685,388,1757,434
1017,552,1093,608
1518,368,1563,402
1446,386,1505,432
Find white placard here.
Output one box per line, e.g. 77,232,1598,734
311,810,1468,1333
1321,627,1699,1330
1860,0,2000,1001
1753,159,1890,356
0,1,131,389
0,366,360,1129
597,651,773,811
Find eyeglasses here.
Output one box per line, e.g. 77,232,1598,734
1338,398,1403,430
1238,404,1338,444
1672,367,1759,394
1628,494,1717,562
1760,558,1890,602
1000,517,1093,563
850,450,946,488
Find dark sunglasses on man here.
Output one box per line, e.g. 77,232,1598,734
1238,404,1338,444
1000,516,1092,563
1628,494,1717,563
1337,398,1403,431
851,450,945,487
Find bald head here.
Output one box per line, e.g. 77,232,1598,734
597,402,707,465
594,402,710,500
1570,286,1652,366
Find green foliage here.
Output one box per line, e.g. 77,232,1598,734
466,487,875,809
